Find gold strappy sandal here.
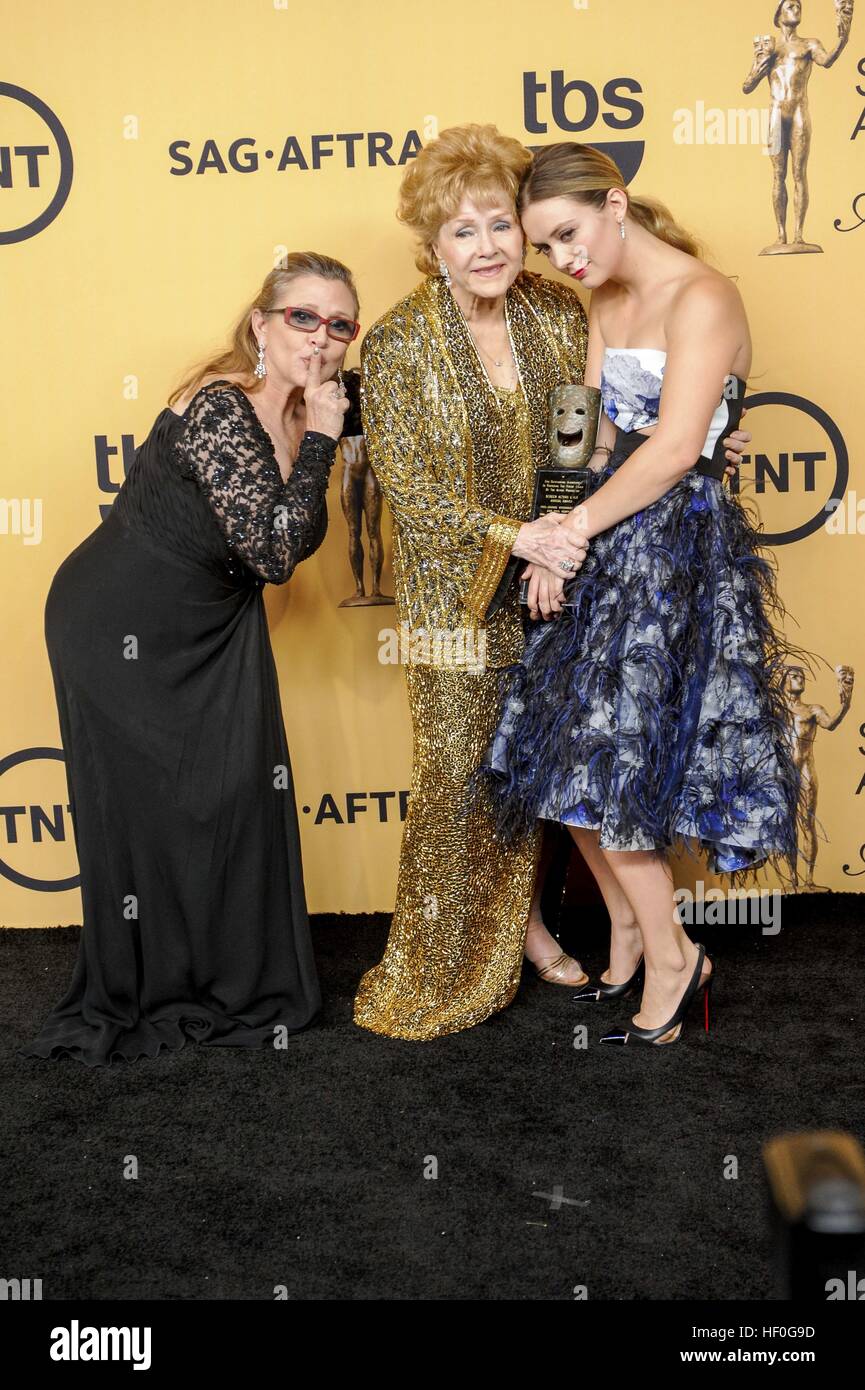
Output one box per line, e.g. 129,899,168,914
531,951,590,988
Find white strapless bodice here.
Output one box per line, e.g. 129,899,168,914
600,347,737,459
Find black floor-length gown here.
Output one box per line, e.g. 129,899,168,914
18,379,340,1067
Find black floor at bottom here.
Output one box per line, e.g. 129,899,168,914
2,897,862,1300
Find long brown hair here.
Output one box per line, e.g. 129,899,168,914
167,251,360,406
518,142,705,260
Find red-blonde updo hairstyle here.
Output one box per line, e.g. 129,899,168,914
397,123,533,276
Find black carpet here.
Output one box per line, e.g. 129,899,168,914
2,896,863,1301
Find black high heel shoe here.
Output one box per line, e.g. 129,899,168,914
599,943,713,1046
573,955,645,1001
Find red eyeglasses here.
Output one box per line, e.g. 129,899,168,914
264,305,361,343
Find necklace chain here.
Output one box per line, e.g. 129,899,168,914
451,284,518,389
477,342,509,368
476,339,517,386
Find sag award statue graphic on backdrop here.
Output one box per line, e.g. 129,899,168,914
743,0,854,254
337,368,393,608
783,663,855,889
485,383,600,617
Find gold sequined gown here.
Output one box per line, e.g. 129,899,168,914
353,271,588,1039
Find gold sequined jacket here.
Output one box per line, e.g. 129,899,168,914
359,271,588,669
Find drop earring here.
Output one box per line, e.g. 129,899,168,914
619,219,626,241
254,340,267,379
438,258,451,286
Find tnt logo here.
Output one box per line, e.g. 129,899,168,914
728,392,848,546
0,749,79,891
0,83,73,244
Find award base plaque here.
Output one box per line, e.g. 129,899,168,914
517,465,593,604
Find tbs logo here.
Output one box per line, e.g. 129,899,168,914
523,71,645,183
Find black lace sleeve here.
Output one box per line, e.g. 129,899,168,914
173,381,337,585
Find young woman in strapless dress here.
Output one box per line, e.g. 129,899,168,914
476,144,804,1048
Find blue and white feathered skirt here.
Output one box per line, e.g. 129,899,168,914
472,428,805,878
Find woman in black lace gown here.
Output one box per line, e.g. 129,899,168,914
18,252,360,1067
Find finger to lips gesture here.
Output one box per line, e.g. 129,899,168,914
303,345,350,440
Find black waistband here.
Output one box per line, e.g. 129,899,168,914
608,426,727,481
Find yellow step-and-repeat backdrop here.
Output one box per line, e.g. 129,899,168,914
2,0,863,924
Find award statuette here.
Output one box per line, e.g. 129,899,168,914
742,2,854,256
484,383,601,619
518,382,601,604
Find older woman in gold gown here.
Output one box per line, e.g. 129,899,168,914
352,125,591,1040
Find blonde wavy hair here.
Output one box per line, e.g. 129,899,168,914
168,251,360,406
397,123,533,276
518,142,705,260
